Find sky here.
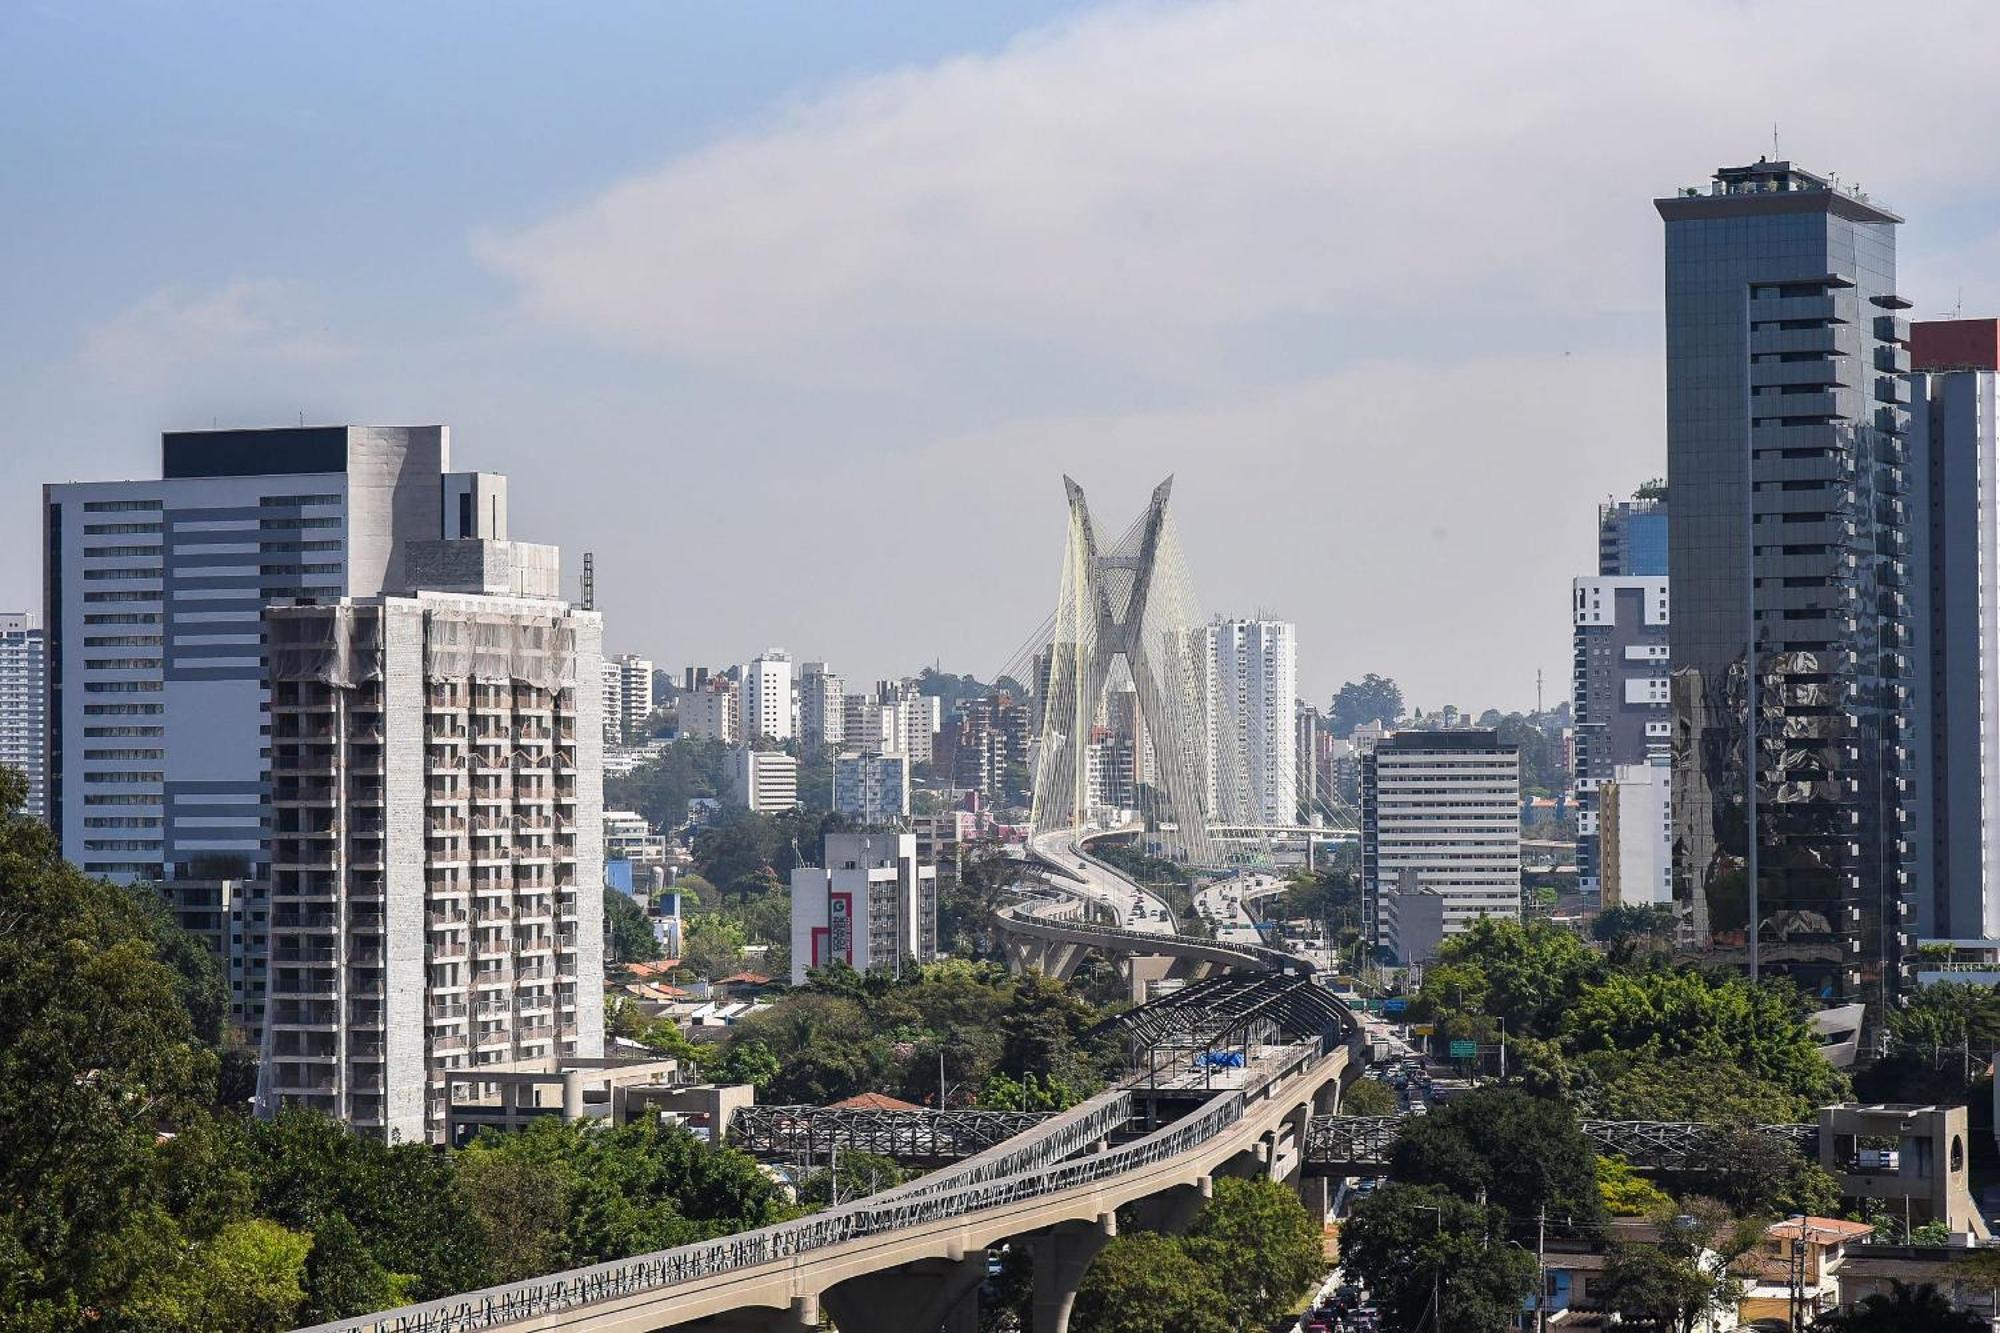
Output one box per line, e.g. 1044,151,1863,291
8,2,2000,714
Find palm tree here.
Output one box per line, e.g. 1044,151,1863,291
1811,1280,1983,1331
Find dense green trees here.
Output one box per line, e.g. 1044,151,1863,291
602,737,732,831
1330,675,1404,737
1339,1183,1537,1333
1389,1087,1605,1226
719,961,1120,1108
1416,917,1848,1123
0,768,227,1329
1071,1234,1230,1333
1072,1179,1320,1333
1183,1178,1323,1329
1339,1077,1398,1117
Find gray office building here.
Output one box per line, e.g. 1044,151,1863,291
1656,161,1913,1017
1908,319,2000,941
1571,574,1670,894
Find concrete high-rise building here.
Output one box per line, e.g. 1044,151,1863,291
728,746,798,814
1598,493,1669,578
1658,160,1913,1016
1361,730,1520,949
262,527,604,1144
41,425,488,884
1908,318,2000,941
842,693,895,756
1203,618,1297,826
0,612,47,822
875,679,937,765
677,680,738,743
833,751,910,824
789,831,938,985
1572,574,1670,894
1600,759,1673,909
798,661,845,761
601,653,653,746
741,650,793,742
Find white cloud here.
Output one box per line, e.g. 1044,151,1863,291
79,278,344,387
476,0,2000,393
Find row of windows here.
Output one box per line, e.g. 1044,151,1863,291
86,840,163,851
85,771,163,783
83,704,163,715
83,681,162,692
83,568,160,581
84,748,163,760
259,516,341,530
85,658,162,671
84,635,163,647
83,794,160,805
84,612,161,625
82,499,162,512
85,544,162,558
83,725,163,737
84,817,162,828
262,494,340,506
84,523,163,535
83,591,160,604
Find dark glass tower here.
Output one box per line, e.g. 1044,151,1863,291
1656,161,1913,1020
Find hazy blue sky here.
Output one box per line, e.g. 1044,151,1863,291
8,1,2000,712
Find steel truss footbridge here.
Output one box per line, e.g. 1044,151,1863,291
293,976,1362,1333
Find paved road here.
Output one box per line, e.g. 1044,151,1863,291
1028,826,1176,934
1195,872,1283,949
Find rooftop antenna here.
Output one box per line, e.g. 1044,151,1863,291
580,551,595,612
1772,122,1780,160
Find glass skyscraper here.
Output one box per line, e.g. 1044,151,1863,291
1657,160,1913,1019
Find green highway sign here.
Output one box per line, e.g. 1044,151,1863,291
1447,1039,1477,1059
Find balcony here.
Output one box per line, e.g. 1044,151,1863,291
1875,376,1911,405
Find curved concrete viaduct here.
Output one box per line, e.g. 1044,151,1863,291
294,1036,1356,1333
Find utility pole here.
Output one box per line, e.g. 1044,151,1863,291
1534,1205,1547,1333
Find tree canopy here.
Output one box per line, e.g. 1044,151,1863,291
1071,1234,1230,1333
1388,1087,1605,1227
1181,1177,1323,1330
1339,1183,1537,1333
1329,674,1404,737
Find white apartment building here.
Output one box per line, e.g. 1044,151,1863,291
833,751,910,824
789,831,938,985
601,653,653,745
798,661,845,760
41,425,492,884
0,612,47,821
677,682,738,743
729,746,798,814
1203,618,1298,826
1600,759,1672,908
1361,729,1521,948
604,809,668,867
262,531,604,1144
741,650,793,742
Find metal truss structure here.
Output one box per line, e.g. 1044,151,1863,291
1304,1114,1817,1174
729,1105,1053,1164
1025,476,1255,866
1089,974,1352,1062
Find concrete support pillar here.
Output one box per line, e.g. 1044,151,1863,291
561,1068,584,1120
1296,1171,1332,1221
1124,1176,1212,1235
822,1251,986,1333
1029,1213,1115,1333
